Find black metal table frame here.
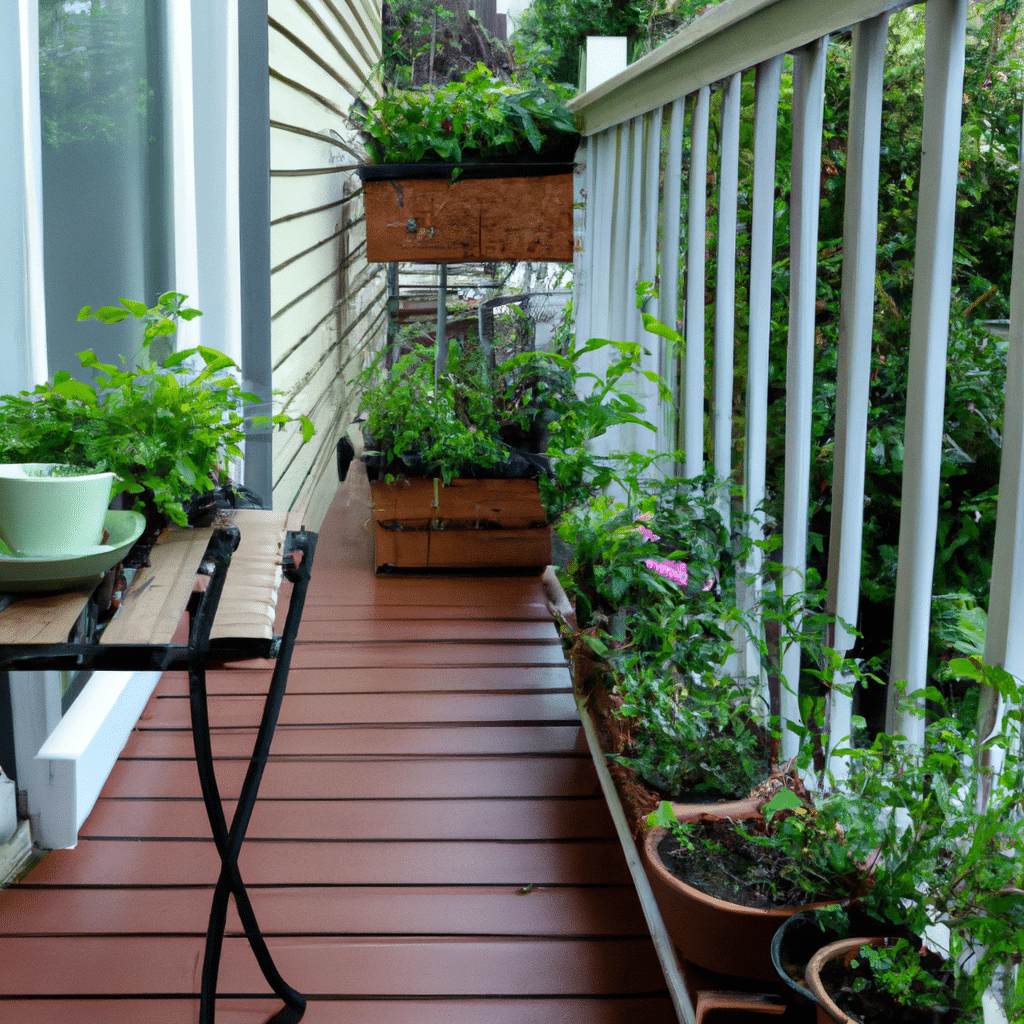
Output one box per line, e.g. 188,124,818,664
0,525,317,1024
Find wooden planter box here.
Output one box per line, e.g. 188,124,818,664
358,163,574,264
369,477,551,573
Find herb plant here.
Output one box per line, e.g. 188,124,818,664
352,63,577,165
0,293,314,527
357,331,661,506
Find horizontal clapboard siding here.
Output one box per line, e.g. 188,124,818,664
268,0,384,531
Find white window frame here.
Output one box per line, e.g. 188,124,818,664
2,0,242,850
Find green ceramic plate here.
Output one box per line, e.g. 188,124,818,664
0,511,146,593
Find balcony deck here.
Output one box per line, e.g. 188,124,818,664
0,470,674,1023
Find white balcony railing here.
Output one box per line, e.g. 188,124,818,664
569,0,1023,773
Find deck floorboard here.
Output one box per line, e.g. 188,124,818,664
0,474,672,1022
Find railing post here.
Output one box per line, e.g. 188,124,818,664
738,55,783,710
780,35,829,764
825,13,889,776
888,0,969,743
979,98,1024,806
683,86,710,480
713,73,742,527
660,97,686,464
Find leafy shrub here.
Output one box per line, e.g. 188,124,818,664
352,63,577,164
0,293,313,526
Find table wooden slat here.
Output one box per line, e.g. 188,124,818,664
0,588,94,645
209,510,300,642
99,528,213,647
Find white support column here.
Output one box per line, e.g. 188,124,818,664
0,0,46,394
640,108,668,461
888,0,969,743
738,56,783,697
684,85,710,480
624,117,643,347
660,97,686,461
779,36,829,764
713,73,741,524
825,13,889,775
573,135,597,349
609,120,634,345
979,98,1024,800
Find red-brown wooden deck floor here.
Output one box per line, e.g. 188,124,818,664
0,473,675,1023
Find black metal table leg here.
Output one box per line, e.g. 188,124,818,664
186,529,317,1024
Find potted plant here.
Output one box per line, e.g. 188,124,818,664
643,679,1024,1010
0,463,117,557
352,64,579,262
357,329,661,572
0,293,314,548
358,336,568,572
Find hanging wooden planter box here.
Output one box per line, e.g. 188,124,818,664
369,477,551,573
357,163,574,264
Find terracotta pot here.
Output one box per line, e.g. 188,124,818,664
806,936,884,1024
641,823,824,982
806,936,958,1024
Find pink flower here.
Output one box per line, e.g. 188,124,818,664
634,525,660,542
635,512,654,522
644,558,689,588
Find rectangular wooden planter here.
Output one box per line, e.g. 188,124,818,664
369,477,551,573
360,172,574,264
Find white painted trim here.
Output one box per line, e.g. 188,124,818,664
33,671,163,849
0,0,46,394
576,695,696,1024
684,86,710,479
570,0,922,135
780,36,828,762
169,0,200,322
888,0,969,741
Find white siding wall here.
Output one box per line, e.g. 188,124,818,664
269,0,386,530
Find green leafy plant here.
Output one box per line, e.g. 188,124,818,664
357,331,662,515
0,293,314,527
352,63,577,165
558,473,778,799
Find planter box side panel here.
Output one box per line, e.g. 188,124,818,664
369,479,439,523
435,479,546,525
427,526,551,569
362,175,573,263
375,524,430,569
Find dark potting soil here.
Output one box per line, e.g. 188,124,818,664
658,818,826,910
817,945,964,1024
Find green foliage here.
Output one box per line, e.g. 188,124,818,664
358,328,663,514
558,474,777,798
657,678,1024,1018
511,0,713,88
0,294,314,527
850,940,958,1017
352,64,577,165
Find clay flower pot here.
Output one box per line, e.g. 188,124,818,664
806,936,884,1024
806,936,959,1024
642,821,817,981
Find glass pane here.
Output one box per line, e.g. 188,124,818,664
38,0,171,374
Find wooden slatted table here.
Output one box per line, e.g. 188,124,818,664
0,509,316,1024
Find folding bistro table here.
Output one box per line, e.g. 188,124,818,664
0,509,316,1024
